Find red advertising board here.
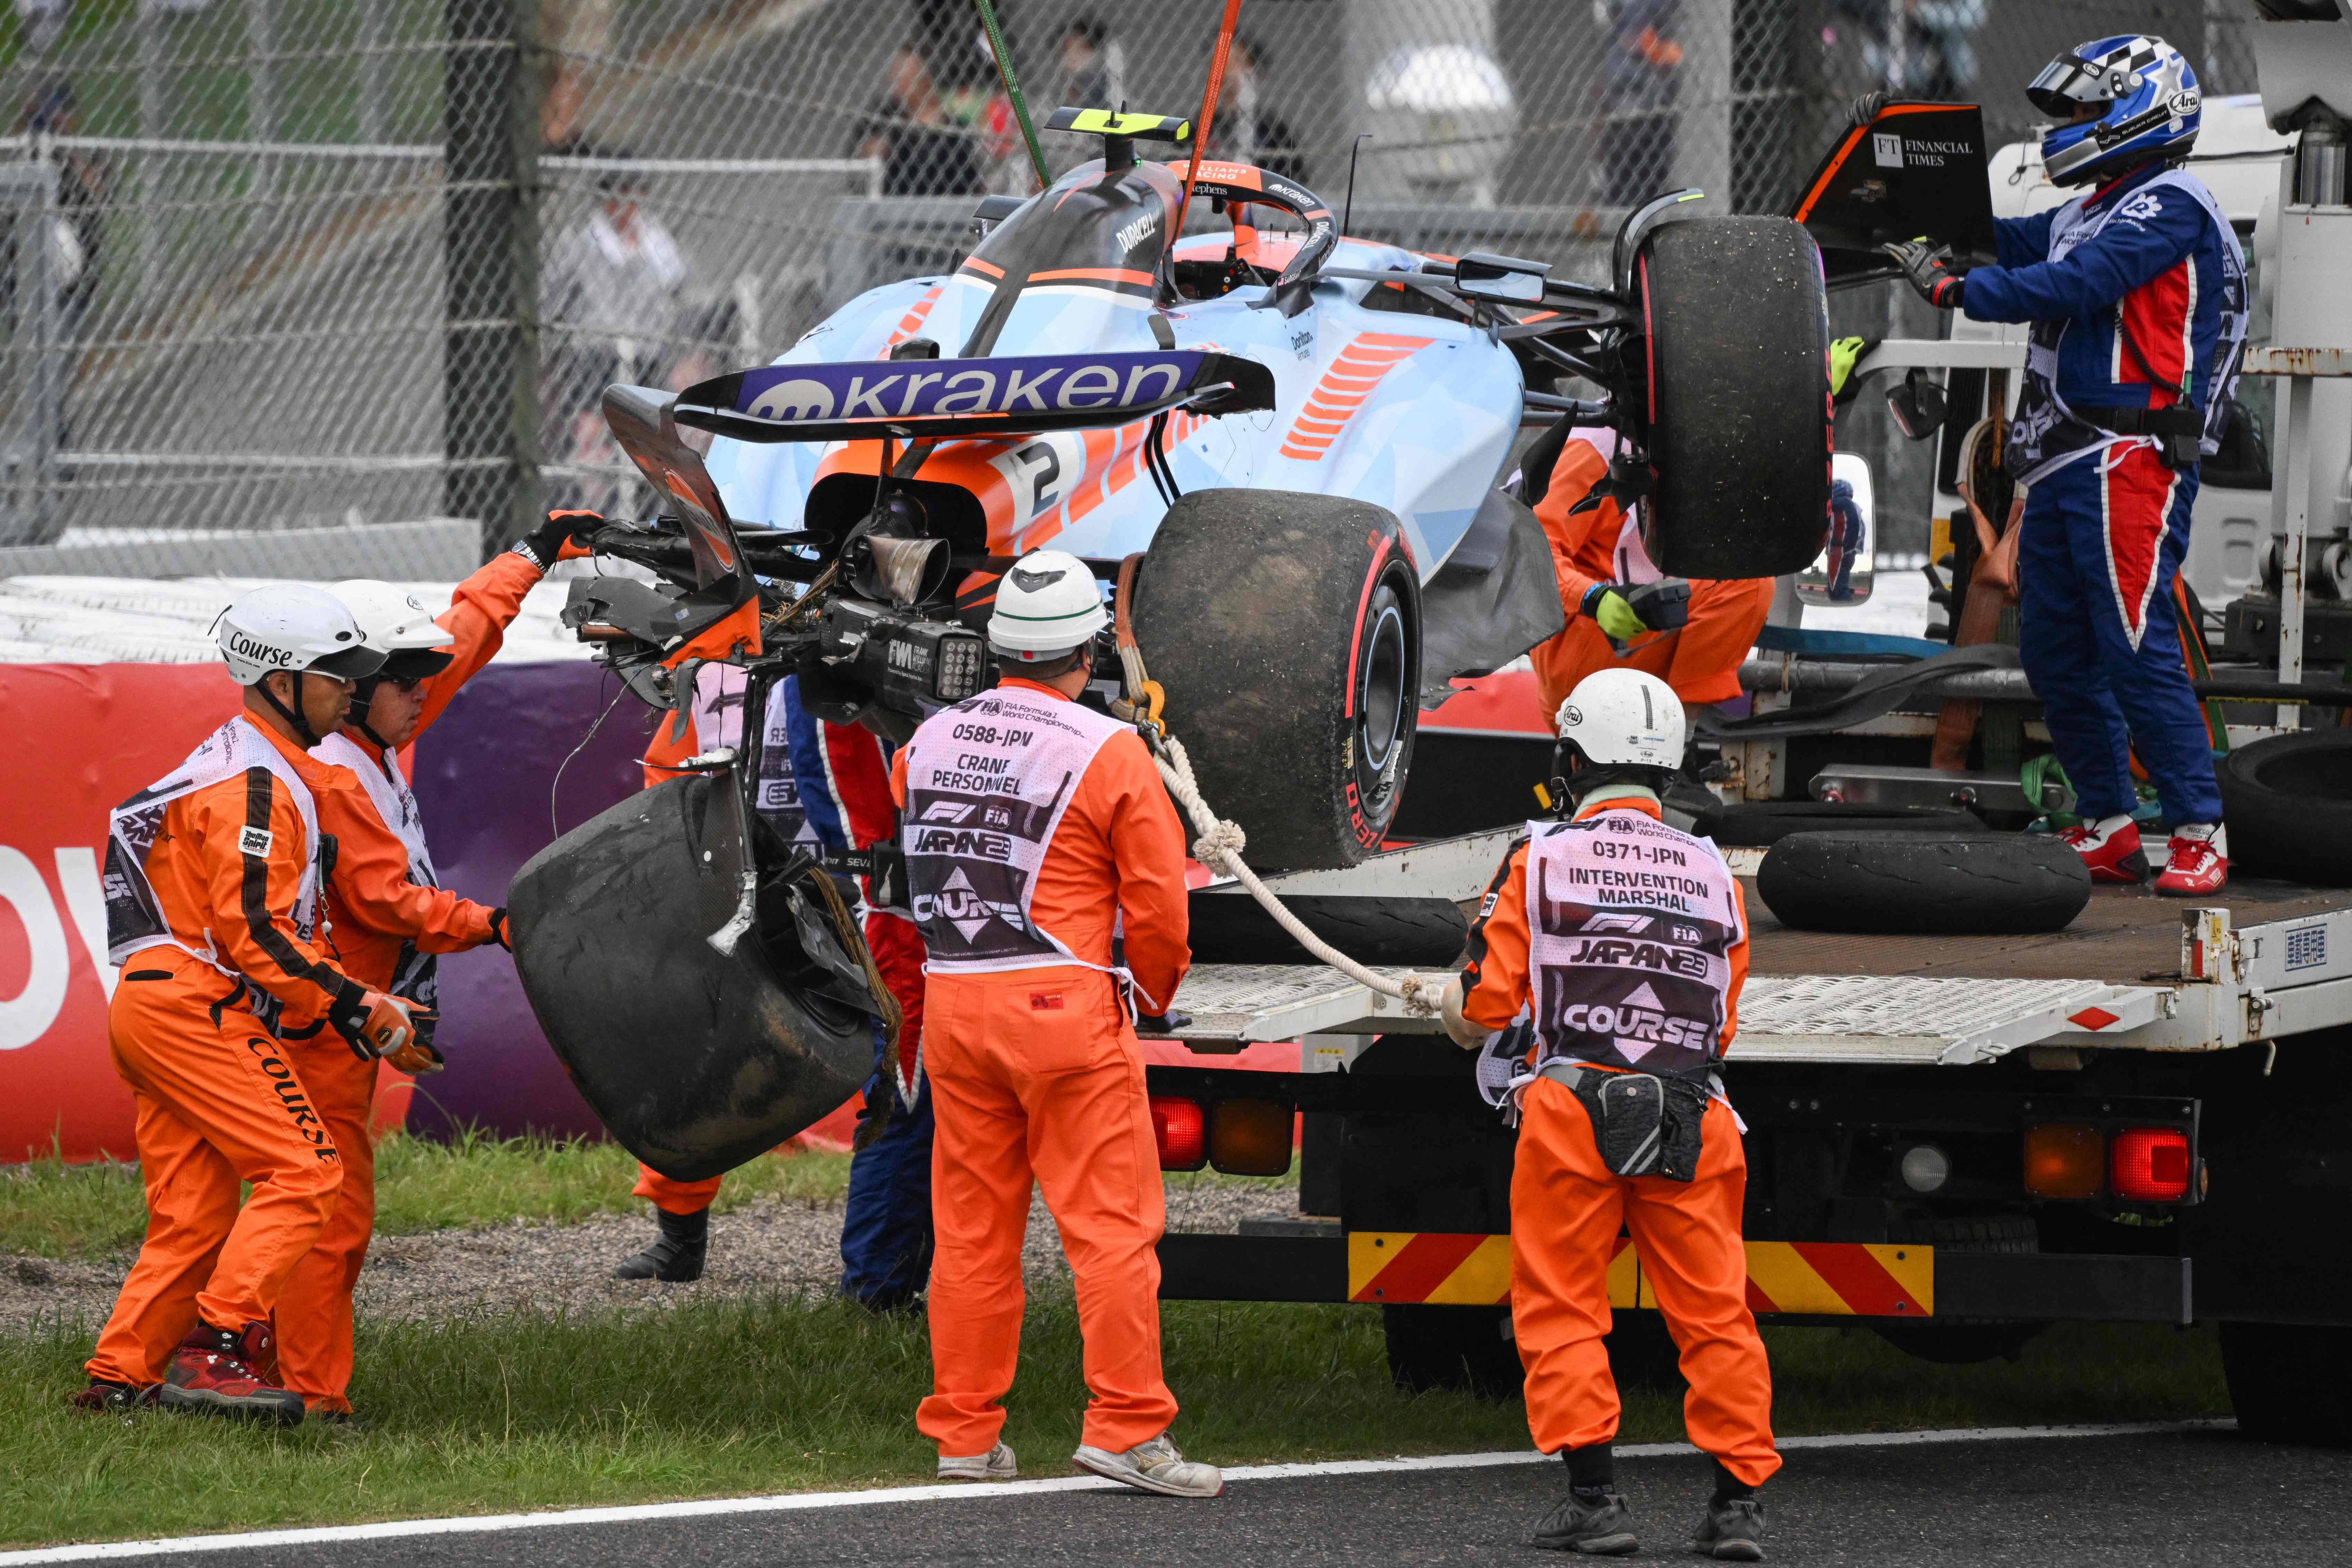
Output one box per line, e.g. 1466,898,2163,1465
0,664,250,1161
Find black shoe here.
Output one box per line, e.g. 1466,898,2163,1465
1690,1497,1766,1561
1530,1489,1639,1554
614,1206,708,1282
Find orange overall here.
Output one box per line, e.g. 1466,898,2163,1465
273,554,538,1412
890,677,1191,1457
1529,432,1774,718
86,720,369,1390
1462,795,1779,1488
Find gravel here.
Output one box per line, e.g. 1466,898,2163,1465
3,1178,1302,1335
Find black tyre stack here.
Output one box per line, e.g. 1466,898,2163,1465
1756,831,2092,935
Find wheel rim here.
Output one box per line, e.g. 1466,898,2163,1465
1353,568,1418,825
1360,599,1407,772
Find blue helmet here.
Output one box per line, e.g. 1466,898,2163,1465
2030,35,2201,188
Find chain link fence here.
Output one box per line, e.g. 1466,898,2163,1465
0,0,2270,580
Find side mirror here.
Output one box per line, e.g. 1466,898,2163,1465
1455,250,1549,305
1885,366,1946,440
1797,452,1875,607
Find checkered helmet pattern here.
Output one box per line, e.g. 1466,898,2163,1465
2032,34,2201,188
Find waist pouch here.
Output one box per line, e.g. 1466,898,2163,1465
1544,1061,1707,1182
2076,404,2204,469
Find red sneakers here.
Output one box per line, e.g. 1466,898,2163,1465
2156,826,2229,897
69,1378,153,1414
157,1321,305,1424
2057,816,2150,884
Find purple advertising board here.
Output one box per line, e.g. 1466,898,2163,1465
406,660,663,1143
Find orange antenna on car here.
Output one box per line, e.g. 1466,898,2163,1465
1169,0,1247,257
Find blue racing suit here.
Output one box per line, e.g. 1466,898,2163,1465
775,677,936,1308
1959,161,2243,826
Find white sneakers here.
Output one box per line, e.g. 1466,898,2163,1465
936,1431,1224,1497
1071,1432,1227,1498
937,1441,1018,1481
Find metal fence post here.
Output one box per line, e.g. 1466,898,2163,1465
444,0,541,561
2,159,63,547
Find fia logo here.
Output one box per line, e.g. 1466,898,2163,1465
1872,132,1903,170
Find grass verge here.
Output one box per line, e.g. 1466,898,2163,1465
4,1294,2228,1549
0,1134,855,1262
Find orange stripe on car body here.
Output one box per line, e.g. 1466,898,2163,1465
960,257,1006,278
1278,333,1433,459
880,284,944,356
1029,266,1156,286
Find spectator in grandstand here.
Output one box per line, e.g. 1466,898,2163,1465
1057,14,1126,111
1598,0,1683,206
1829,0,1984,103
852,45,986,198
541,150,692,511
7,80,106,338
1223,34,1303,184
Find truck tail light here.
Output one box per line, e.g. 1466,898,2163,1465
2024,1123,2104,1198
1150,1095,1207,1171
2111,1127,2192,1201
1211,1098,1293,1177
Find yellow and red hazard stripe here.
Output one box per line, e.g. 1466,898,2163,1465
1346,1233,1934,1317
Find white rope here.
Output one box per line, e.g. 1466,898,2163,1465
1150,731,1441,1018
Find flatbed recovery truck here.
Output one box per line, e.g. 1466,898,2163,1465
1141,836,2352,1445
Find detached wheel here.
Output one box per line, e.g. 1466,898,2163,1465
1638,216,1831,579
1132,490,1420,869
2221,1323,2352,1445
1756,831,2090,934
2218,730,2352,886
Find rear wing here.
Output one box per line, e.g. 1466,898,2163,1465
672,350,1275,445
1791,102,1998,286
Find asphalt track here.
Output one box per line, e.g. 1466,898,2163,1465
11,1422,2349,1568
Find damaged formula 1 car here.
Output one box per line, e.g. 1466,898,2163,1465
508,107,1838,1177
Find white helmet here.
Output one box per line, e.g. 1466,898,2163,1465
1556,667,1684,770
214,584,385,687
333,579,456,681
987,549,1109,661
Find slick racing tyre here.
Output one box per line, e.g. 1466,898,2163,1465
1132,489,1420,870
1637,216,1832,579
2217,729,2352,887
1187,891,1468,967
1688,800,1986,848
1755,830,2091,934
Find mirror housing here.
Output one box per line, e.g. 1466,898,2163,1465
1885,367,1947,441
1796,452,1876,607
1455,250,1550,305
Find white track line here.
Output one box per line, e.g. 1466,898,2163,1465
0,1420,2230,1565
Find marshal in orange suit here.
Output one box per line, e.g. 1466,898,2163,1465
1443,666,1775,1560
1523,422,1774,722
272,514,594,1418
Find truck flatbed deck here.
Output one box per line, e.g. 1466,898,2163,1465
1158,874,2352,1067
1745,877,2350,985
